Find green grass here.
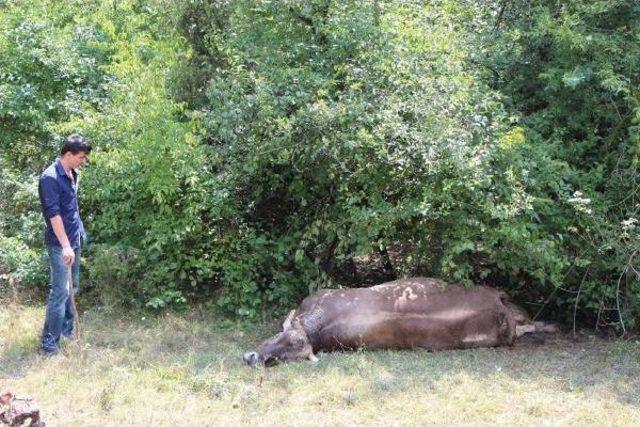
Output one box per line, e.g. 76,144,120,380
1,303,640,426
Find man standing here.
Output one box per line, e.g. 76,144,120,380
38,134,91,356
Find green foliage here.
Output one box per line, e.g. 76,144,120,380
1,0,639,328
0,0,112,172
475,0,640,328
0,158,47,291
73,1,221,310
0,0,113,293
0,158,41,246
0,0,214,309
175,0,554,316
82,244,144,308
0,234,46,291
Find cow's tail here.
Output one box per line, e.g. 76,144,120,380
533,321,560,334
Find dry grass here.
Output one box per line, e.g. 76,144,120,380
1,302,640,426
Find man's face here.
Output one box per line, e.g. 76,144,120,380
68,152,88,169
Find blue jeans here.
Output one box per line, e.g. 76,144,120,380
41,245,80,354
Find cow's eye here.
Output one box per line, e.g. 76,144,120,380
292,335,306,347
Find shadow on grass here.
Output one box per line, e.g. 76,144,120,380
0,302,44,379
0,335,43,379
239,326,640,408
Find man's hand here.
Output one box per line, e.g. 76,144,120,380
62,246,75,266
49,216,74,265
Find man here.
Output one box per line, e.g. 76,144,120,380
38,134,91,356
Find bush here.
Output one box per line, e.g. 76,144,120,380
0,235,47,292
174,0,567,317
2,0,638,329
475,0,640,329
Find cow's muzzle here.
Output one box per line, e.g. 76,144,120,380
243,351,259,366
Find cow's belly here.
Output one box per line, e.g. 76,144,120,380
316,308,512,351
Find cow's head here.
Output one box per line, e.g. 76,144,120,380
243,310,318,367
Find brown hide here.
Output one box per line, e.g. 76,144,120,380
295,277,515,352
244,278,523,366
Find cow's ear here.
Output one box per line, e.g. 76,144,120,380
282,310,296,331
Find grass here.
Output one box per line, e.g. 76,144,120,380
1,302,640,426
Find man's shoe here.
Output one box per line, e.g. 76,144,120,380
38,347,59,357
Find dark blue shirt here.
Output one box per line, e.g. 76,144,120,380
38,159,85,248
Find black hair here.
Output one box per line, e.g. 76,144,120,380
61,134,92,155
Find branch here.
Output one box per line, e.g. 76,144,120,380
616,251,637,336
573,270,589,337
288,7,314,27
615,266,627,336
288,1,331,46
492,0,508,33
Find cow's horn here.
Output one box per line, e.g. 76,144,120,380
308,353,319,363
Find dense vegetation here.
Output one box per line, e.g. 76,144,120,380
1,1,639,330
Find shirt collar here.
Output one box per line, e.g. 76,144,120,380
54,158,76,181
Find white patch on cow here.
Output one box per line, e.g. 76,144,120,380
372,283,395,292
394,287,419,310
426,308,477,321
462,333,489,344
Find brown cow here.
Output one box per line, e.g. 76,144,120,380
243,277,555,366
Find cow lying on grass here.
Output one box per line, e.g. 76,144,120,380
243,277,556,366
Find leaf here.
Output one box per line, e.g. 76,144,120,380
562,66,592,88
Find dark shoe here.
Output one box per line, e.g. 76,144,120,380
38,347,59,357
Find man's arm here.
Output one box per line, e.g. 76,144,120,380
50,215,75,266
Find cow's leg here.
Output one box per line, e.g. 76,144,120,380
516,324,536,336
534,321,559,333
461,308,515,347
516,321,559,337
